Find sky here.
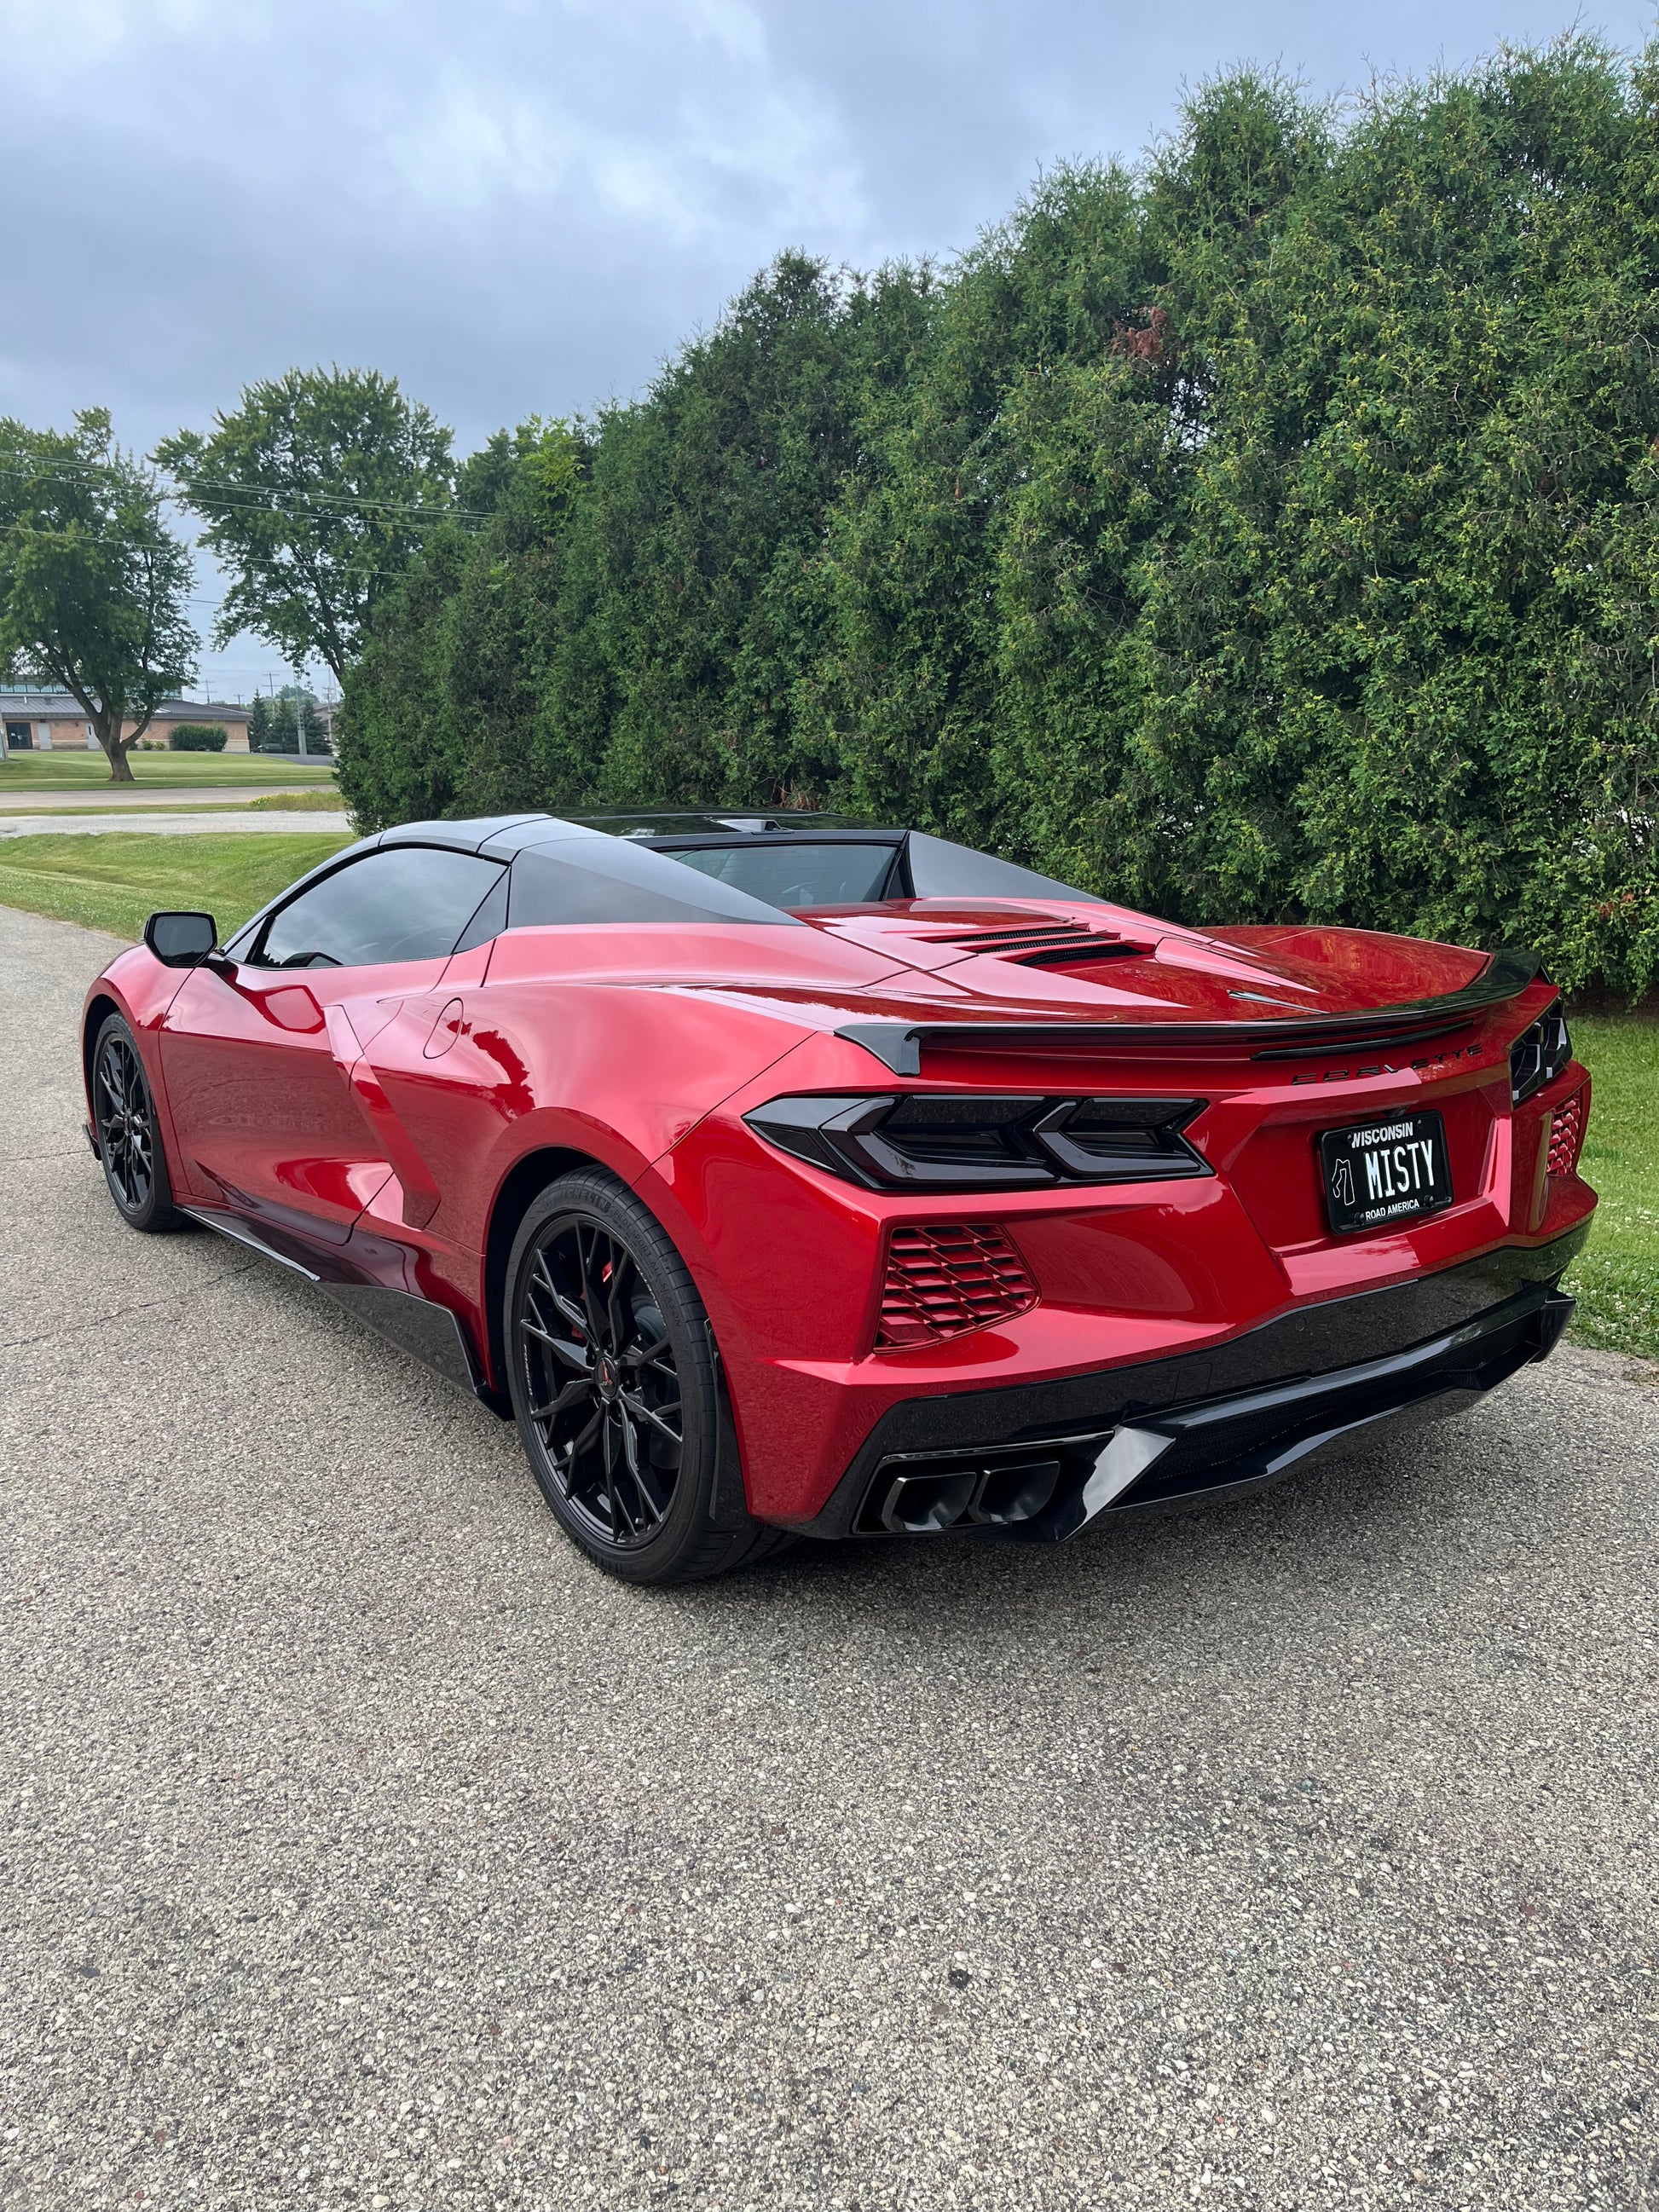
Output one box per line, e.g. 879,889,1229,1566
3,0,1654,701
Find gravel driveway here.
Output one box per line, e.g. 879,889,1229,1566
2,903,1655,2212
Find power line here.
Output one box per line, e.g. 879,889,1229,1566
0,524,478,586
0,458,496,523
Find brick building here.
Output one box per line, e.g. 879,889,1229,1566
0,691,255,755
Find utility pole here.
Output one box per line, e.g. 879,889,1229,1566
295,667,307,757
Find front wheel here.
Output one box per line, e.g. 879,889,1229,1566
91,1014,182,1233
503,1169,783,1585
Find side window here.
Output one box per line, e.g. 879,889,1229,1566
252,848,508,969
504,835,804,929
452,868,511,955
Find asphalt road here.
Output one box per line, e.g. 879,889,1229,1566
2,902,1656,2212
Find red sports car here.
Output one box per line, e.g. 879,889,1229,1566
82,812,1594,1584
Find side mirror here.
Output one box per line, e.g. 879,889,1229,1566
143,910,219,968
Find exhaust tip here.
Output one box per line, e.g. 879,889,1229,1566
969,1458,1061,1526
880,1470,977,1533
872,1455,1063,1533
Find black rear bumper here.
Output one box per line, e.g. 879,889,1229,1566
795,1227,1588,1542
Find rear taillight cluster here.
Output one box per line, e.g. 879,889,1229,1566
1511,1000,1572,1105
744,1091,1210,1191
1546,1087,1587,1178
876,1223,1037,1349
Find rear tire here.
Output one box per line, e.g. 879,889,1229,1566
90,1013,182,1233
503,1168,780,1585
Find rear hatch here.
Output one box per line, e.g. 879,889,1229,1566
795,902,1535,1272
802,904,1494,1020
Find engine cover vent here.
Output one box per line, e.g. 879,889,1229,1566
936,921,1101,953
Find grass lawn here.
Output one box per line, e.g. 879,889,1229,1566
1559,1014,1659,1362
244,790,350,811
0,830,351,941
0,751,337,792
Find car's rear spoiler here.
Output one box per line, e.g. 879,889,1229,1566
835,948,1544,1077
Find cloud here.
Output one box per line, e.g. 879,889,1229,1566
9,0,1649,448
0,0,266,72
2,0,1650,694
373,26,859,241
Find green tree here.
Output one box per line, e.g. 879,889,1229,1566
334,40,1659,994
335,418,588,826
0,409,197,783
157,367,454,686
251,684,331,754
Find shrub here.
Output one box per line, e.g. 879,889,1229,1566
168,723,228,751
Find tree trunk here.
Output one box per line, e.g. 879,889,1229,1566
99,728,134,783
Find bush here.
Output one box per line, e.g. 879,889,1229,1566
337,39,1659,995
168,723,227,751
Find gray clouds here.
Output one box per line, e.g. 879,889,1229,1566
2,0,1652,692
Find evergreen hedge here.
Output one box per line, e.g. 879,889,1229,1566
167,723,228,751
336,43,1659,992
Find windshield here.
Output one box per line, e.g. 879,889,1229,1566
668,842,899,909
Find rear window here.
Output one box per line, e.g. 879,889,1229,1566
668,842,899,909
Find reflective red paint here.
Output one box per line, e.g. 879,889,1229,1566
83,891,1596,1532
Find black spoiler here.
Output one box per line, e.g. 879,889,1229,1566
835,949,1544,1077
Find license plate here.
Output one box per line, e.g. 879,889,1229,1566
1319,1110,1453,1235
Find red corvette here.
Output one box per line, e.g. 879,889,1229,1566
82,812,1594,1584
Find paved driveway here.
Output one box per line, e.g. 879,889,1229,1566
1,903,1655,2212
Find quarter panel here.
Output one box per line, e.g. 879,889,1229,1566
351,972,828,1265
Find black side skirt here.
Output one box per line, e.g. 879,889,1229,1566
179,1203,506,1413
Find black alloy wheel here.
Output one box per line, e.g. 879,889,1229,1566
522,1215,683,1545
504,1170,783,1585
91,1014,181,1232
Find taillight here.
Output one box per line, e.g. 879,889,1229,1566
876,1223,1037,1349
744,1091,1211,1191
1546,1085,1587,1178
1511,1000,1572,1105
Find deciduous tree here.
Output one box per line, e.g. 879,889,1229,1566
0,409,196,784
158,367,453,686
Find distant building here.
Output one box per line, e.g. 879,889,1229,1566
0,690,255,755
